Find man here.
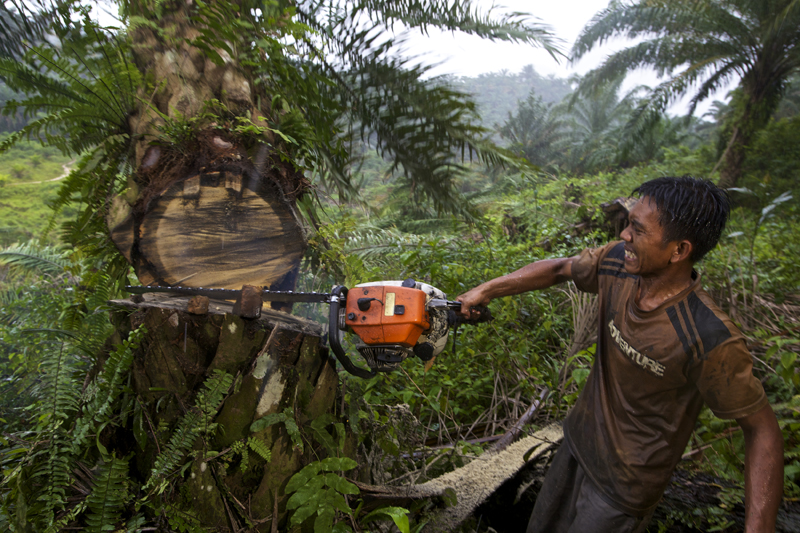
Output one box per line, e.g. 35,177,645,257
457,177,783,532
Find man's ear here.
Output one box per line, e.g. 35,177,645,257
671,240,693,263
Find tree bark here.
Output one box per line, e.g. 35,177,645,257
716,125,748,189
109,293,339,531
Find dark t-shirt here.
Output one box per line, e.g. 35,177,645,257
564,241,768,515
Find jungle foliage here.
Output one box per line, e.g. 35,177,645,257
1,0,800,532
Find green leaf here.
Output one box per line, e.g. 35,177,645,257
286,462,323,493
781,352,797,371
362,506,410,533
250,411,286,433
287,484,319,511
310,414,339,455
327,489,352,515
133,404,147,451
288,497,318,526
442,487,458,507
378,437,399,456
318,456,358,472
314,506,336,533
322,473,359,495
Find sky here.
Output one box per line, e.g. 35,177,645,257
406,0,612,79
403,0,733,116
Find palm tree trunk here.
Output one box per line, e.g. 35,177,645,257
714,125,745,189
717,82,780,189
107,1,308,292
111,294,338,530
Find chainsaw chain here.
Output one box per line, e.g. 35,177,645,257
125,285,332,303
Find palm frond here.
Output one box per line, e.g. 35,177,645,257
0,0,60,60
305,0,564,58
0,241,69,278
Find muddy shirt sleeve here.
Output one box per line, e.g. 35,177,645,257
694,337,768,419
572,241,620,294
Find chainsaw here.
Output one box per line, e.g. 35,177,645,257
125,278,491,379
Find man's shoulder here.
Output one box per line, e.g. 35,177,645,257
667,286,743,362
596,242,638,281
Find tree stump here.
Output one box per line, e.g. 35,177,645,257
109,293,338,531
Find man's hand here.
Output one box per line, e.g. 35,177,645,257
456,286,492,319
737,403,783,532
456,257,576,318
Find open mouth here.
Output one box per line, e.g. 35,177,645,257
624,248,636,261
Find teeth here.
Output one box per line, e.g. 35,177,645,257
625,249,635,260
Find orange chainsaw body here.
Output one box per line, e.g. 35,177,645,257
344,286,430,347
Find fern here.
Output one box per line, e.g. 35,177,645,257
84,455,129,533
35,432,75,526
247,436,272,462
230,436,273,472
71,326,145,452
26,339,83,524
43,500,87,533
250,407,304,452
144,371,234,492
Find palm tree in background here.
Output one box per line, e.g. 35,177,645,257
572,0,800,188
497,94,565,172
558,77,637,174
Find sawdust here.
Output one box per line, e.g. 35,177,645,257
419,424,563,531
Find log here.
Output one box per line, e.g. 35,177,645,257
600,196,636,238
353,425,563,532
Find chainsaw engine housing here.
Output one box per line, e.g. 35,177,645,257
342,280,450,372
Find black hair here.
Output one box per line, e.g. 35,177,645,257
632,176,730,262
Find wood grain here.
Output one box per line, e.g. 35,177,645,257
125,170,304,289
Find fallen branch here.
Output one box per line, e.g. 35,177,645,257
491,388,549,453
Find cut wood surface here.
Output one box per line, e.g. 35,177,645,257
111,170,305,289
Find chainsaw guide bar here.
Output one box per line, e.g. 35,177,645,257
124,285,332,303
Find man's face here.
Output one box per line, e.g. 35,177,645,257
619,197,676,276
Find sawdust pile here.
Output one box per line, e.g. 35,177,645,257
420,424,563,531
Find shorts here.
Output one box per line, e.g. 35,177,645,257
526,442,654,533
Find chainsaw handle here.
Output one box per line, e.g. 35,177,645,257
448,302,493,326
329,286,377,379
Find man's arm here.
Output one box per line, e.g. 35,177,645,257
737,403,783,532
456,257,576,317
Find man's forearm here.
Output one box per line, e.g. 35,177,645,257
739,404,783,532
474,258,574,300
456,257,574,314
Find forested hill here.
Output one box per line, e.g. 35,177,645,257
445,65,572,128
